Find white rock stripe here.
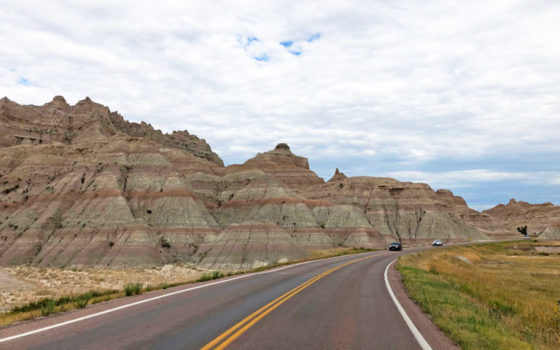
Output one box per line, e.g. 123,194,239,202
0,251,374,344
384,258,432,350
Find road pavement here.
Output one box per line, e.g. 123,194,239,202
0,248,450,349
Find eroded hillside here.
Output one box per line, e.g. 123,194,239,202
483,199,560,239
1,97,543,269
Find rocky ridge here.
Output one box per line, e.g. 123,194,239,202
0,97,555,270
0,96,223,165
483,199,560,239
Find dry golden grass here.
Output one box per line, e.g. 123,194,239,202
399,241,560,349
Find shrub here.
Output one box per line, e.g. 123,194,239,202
41,299,56,316
123,282,143,296
74,293,91,308
197,271,224,282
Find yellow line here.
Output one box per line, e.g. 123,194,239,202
202,254,383,350
200,269,333,350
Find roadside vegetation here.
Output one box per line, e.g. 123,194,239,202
398,240,560,350
0,246,375,328
2,289,120,327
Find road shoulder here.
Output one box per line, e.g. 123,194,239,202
388,260,459,350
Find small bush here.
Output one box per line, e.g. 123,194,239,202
74,293,92,309
197,271,224,282
123,282,143,296
41,299,56,316
75,298,89,309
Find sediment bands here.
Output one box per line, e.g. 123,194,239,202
0,96,558,269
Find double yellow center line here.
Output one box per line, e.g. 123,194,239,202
201,254,380,350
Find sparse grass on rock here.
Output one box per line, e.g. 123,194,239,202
398,240,560,350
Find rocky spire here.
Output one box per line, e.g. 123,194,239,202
272,143,293,154
45,95,70,109
328,168,347,182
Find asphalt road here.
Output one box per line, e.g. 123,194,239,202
0,249,431,350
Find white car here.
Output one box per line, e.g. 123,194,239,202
432,239,443,247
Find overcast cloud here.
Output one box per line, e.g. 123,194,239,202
1,0,559,209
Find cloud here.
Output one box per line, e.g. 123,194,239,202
253,54,270,62
306,33,321,42
1,0,559,208
386,170,560,189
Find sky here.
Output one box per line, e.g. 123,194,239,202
1,0,559,210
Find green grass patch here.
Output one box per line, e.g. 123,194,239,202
10,289,117,314
398,240,560,350
123,282,143,296
197,271,224,282
398,265,530,350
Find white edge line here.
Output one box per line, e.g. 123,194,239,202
0,251,376,343
384,258,432,350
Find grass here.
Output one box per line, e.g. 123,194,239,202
123,282,143,296
397,240,560,350
197,271,224,282
0,246,376,328
3,289,119,326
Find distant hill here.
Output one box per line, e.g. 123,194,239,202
483,199,560,239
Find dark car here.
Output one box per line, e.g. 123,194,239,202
432,239,443,247
388,242,402,251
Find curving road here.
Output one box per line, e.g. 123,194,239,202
0,248,445,350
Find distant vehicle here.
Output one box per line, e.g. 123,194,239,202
432,239,443,247
388,242,402,251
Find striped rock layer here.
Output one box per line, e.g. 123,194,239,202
0,97,542,270
482,199,560,239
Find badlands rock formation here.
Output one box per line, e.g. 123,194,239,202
0,96,222,165
483,199,560,239
0,96,548,270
